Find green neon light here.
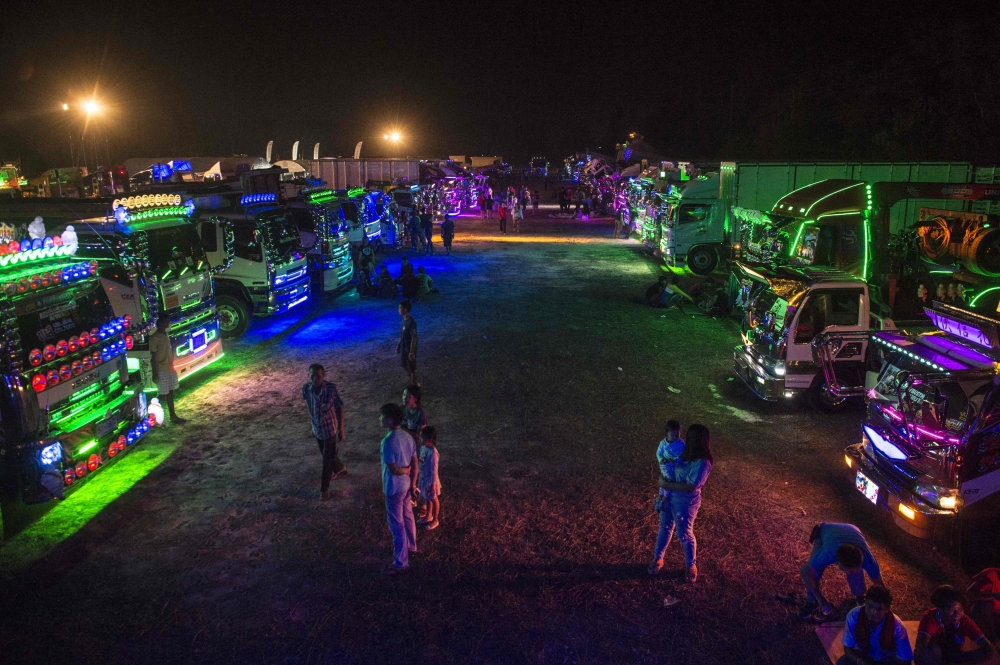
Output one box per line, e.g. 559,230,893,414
347,187,365,198
68,381,103,403
308,190,336,204
970,286,1000,307
51,388,133,435
161,269,173,280
0,244,79,268
789,221,814,257
803,183,866,217
928,270,953,274
862,215,870,280
126,206,191,223
178,351,225,383
127,357,140,372
77,440,98,455
179,266,190,277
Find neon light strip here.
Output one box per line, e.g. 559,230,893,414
789,221,813,257
863,215,870,280
77,440,98,455
174,341,221,373
0,244,78,267
52,375,123,426
178,351,224,383
52,389,134,435
970,286,1000,307
804,183,866,217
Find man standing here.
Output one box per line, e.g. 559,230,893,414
798,522,885,620
380,403,418,574
421,209,434,254
149,314,186,424
301,363,346,500
441,214,455,256
397,300,418,385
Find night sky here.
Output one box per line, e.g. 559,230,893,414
1,1,997,174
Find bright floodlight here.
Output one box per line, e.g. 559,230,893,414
82,100,101,115
62,103,69,111
390,132,400,142
383,134,389,139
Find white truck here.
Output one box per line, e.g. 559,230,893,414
661,162,974,275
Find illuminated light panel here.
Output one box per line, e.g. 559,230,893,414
0,244,78,268
177,350,225,383
77,440,98,455
844,454,852,468
240,193,276,206
872,335,954,372
898,503,916,520
863,425,908,461
925,309,995,350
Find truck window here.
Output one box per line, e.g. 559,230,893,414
288,207,315,233
200,221,218,253
794,289,864,343
233,224,262,262
678,205,712,225
146,225,209,279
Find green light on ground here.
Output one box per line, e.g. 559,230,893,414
0,436,178,574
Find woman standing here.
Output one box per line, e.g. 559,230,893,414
649,423,713,583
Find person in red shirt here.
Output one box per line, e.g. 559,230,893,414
967,568,1000,642
915,585,996,665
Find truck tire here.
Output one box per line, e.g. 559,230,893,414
216,295,251,339
806,373,852,414
687,246,718,275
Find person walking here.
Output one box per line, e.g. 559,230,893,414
379,403,418,574
149,314,186,424
513,200,522,233
532,190,539,217
397,300,418,385
408,209,424,251
797,522,886,620
498,204,508,234
649,423,713,583
478,192,486,218
441,214,455,255
301,363,346,500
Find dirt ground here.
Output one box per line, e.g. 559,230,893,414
0,203,969,664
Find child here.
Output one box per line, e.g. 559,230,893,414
416,426,442,529
402,384,427,441
656,420,685,502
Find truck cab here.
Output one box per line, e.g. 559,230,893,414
733,263,872,410
0,220,150,539
836,304,1000,563
286,189,354,292
338,189,381,246
661,174,725,274
192,193,310,338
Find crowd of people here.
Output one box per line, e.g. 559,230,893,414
477,185,538,234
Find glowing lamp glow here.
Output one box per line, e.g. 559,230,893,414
64,469,74,485
863,425,908,461
240,193,276,206
87,454,100,471
31,374,47,392
939,495,958,510
148,398,165,427
39,443,62,466
844,454,852,468
898,503,916,520
75,462,87,478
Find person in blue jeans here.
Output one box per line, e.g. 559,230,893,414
379,402,418,575
798,522,885,620
649,423,713,583
660,274,695,310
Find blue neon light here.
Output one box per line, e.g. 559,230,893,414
240,193,277,206
171,160,192,172
39,442,62,466
863,425,908,461
152,163,173,181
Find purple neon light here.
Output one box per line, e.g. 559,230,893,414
919,334,994,369
864,425,908,461
926,310,993,349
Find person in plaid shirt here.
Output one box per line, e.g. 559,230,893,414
302,363,346,500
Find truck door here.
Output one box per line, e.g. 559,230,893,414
787,288,867,389
675,203,715,256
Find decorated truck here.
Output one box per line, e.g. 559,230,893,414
807,303,1000,564
286,188,354,292
0,197,225,391
0,219,150,539
731,178,1000,410
190,191,310,338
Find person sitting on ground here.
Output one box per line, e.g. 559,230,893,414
798,522,885,620
645,276,669,306
841,586,913,665
661,275,695,311
415,266,437,297
915,585,997,665
377,266,398,298
400,264,420,299
967,568,1000,643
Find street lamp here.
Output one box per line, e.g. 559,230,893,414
82,99,101,116
383,131,402,158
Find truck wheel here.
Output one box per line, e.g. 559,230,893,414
807,373,852,414
216,295,251,339
687,247,718,275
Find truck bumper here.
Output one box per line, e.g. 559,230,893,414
733,345,792,401
844,443,953,539
259,278,310,315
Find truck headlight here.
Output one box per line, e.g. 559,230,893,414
915,484,962,511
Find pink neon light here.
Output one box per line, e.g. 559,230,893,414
878,403,904,422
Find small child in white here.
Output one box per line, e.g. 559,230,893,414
416,426,442,530
657,420,685,502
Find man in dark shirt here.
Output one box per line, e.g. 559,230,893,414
441,214,455,255
421,210,434,254
397,300,418,385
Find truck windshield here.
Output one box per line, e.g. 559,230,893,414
147,224,208,280
260,212,304,263
341,201,359,222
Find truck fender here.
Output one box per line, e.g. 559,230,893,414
211,277,253,306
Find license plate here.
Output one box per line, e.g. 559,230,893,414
97,414,117,439
856,471,879,505
164,295,180,309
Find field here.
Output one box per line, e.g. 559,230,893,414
0,204,966,664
